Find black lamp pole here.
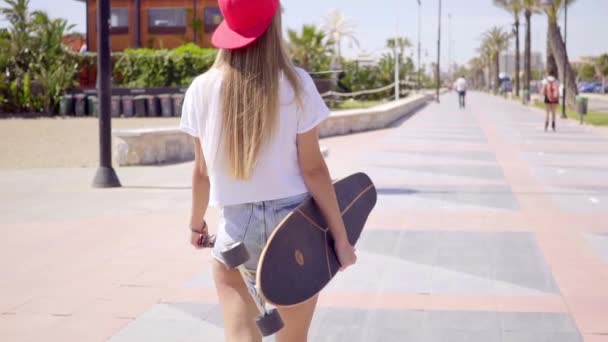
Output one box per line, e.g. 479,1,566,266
561,0,568,118
436,0,442,103
134,0,141,48
93,0,121,188
417,0,422,90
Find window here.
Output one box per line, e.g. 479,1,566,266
204,7,223,33
148,8,186,34
110,8,129,34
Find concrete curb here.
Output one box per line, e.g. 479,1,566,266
318,93,434,138
112,94,433,166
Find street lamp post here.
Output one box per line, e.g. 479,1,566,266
436,0,442,103
394,17,400,101
562,0,568,118
447,13,451,81
417,0,422,90
92,0,121,188
134,0,142,47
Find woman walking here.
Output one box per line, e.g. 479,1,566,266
542,68,560,132
179,0,357,341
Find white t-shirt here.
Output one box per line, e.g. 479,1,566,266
455,77,467,92
179,67,330,207
542,76,557,86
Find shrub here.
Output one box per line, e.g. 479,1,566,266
113,44,216,88
1,1,78,114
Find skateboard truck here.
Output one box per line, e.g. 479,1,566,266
221,242,284,337
199,234,216,248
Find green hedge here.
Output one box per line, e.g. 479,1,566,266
71,43,217,89
114,43,217,88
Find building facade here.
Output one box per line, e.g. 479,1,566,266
499,52,545,77
78,0,222,51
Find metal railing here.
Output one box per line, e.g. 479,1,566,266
320,80,416,100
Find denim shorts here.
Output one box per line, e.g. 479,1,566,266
212,192,311,273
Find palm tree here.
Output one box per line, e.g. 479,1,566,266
545,29,557,78
1,0,30,37
482,27,511,93
542,0,578,108
1,0,78,113
386,37,411,78
377,52,396,86
386,37,412,61
28,10,77,113
477,44,490,90
287,25,332,71
1,0,34,76
494,0,523,97
521,0,541,101
322,10,359,65
593,54,608,94
468,57,486,89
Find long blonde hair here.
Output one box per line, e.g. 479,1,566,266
214,10,302,180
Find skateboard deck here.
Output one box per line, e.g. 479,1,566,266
256,173,377,307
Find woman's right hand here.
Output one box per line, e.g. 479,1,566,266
191,230,207,249
334,239,357,271
190,222,215,249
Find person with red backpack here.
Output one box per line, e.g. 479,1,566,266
542,69,560,132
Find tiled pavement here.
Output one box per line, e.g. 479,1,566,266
1,92,607,341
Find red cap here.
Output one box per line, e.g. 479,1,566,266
212,0,279,50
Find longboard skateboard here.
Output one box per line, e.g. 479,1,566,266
257,172,377,306
214,173,377,336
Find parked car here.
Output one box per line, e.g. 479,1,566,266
580,82,601,93
499,77,513,93
530,83,540,94
592,82,608,93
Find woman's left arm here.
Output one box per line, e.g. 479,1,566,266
189,137,211,249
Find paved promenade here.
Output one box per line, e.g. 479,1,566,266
1,92,607,341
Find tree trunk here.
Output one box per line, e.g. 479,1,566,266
514,19,520,97
487,66,492,91
548,22,578,108
486,67,490,90
524,10,532,102
494,55,500,93
546,23,557,74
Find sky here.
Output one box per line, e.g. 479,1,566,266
2,0,607,71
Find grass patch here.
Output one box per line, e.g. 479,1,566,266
330,99,385,110
532,102,608,126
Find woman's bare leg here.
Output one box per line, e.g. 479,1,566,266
551,104,557,130
275,295,319,342
212,260,262,342
545,104,550,131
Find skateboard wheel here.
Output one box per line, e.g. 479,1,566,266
220,242,250,269
256,308,284,337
